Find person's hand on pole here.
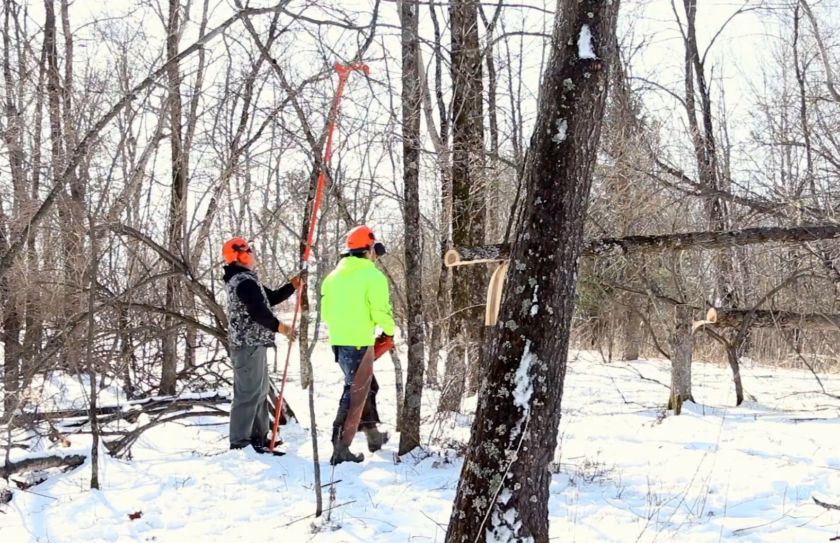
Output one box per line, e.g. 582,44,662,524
278,322,297,342
290,269,308,290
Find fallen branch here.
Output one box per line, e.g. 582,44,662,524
813,496,840,511
444,223,840,266
12,393,232,426
1,454,85,479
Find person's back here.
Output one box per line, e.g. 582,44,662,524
322,255,394,347
321,225,394,465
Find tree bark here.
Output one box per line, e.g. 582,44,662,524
160,0,187,395
423,0,451,389
668,305,693,414
443,0,485,409
445,223,840,265
0,454,85,479
399,0,425,455
622,305,642,361
445,1,619,540
85,221,100,489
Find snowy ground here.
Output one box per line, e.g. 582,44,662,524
3,341,840,542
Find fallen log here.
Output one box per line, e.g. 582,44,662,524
710,308,840,331
13,386,296,428
1,454,85,479
443,223,840,267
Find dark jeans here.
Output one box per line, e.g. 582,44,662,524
229,345,270,448
331,346,381,444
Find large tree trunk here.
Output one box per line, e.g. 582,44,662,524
445,1,620,540
398,0,425,455
160,0,187,395
440,0,485,411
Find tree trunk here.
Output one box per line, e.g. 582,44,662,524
86,221,100,489
1,277,21,420
622,305,642,361
445,2,619,540
399,0,425,454
668,305,693,414
447,0,485,406
726,343,744,406
161,0,187,395
424,0,451,389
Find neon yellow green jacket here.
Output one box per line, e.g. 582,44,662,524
321,256,396,346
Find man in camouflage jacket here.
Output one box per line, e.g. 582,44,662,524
222,237,303,453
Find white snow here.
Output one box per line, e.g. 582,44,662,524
513,341,535,417
486,489,533,543
3,345,840,542
578,24,597,59
552,118,568,144
529,286,539,316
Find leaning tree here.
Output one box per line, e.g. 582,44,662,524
445,0,621,541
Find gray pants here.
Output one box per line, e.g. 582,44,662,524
229,345,270,448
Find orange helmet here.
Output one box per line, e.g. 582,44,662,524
346,225,375,251
222,237,255,268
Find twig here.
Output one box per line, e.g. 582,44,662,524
281,500,356,527
813,496,840,510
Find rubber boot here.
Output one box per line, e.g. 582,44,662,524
330,443,364,465
363,427,389,453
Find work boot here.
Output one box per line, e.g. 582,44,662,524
330,443,364,465
363,427,389,453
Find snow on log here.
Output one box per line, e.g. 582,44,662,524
0,454,85,478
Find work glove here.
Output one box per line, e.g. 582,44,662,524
278,322,297,342
290,269,308,290
373,334,394,359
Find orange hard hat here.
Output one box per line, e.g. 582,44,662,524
222,237,255,267
346,225,375,251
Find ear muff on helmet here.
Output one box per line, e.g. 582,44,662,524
223,237,255,267
373,241,386,257
346,225,376,251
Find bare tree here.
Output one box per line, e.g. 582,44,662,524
446,0,620,539
439,0,485,412
398,0,425,455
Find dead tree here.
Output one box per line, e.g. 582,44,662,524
446,1,620,540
